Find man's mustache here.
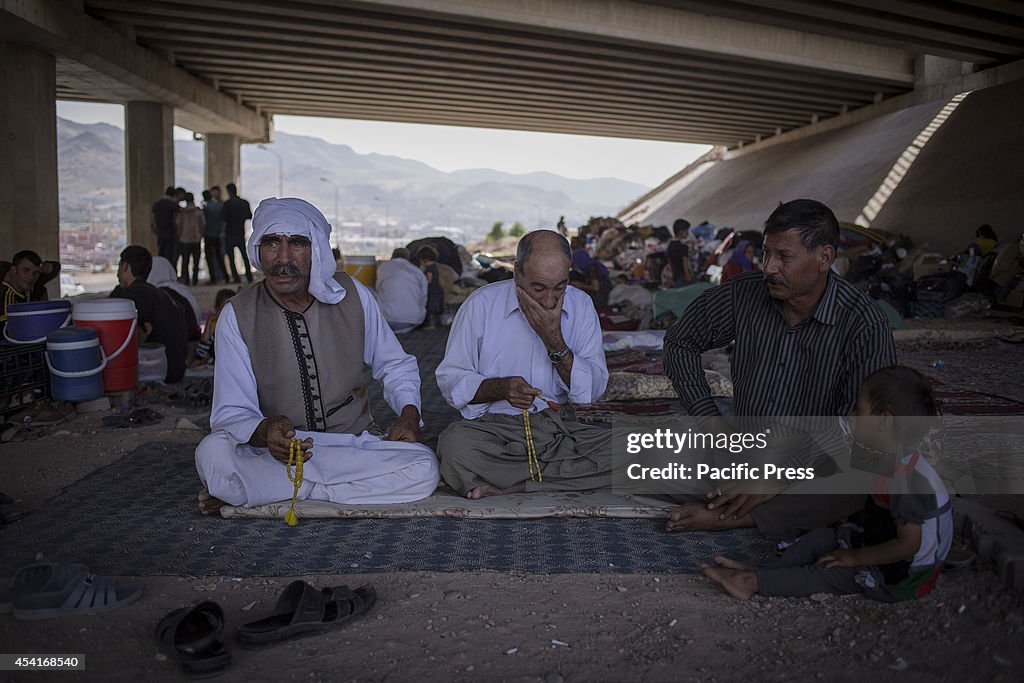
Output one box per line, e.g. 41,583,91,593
268,263,302,277
765,275,785,287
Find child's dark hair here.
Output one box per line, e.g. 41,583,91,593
416,245,439,262
215,288,236,309
860,366,937,445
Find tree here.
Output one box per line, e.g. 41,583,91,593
509,222,526,237
487,221,505,242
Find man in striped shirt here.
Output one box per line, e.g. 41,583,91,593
663,199,897,539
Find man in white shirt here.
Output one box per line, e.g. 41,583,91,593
435,230,611,498
195,198,439,515
375,248,428,333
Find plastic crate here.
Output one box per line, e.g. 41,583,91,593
0,340,50,418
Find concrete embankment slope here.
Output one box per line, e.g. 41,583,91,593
641,78,1024,255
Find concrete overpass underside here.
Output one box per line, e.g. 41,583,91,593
1,0,1023,257
626,76,1024,255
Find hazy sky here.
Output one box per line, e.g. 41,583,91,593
57,101,709,188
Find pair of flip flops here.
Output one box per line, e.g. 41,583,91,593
0,563,142,620
157,580,376,678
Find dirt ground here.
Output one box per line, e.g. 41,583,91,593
2,403,1023,682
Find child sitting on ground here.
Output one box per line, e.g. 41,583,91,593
190,288,236,367
702,365,952,603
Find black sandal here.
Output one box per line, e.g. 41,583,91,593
156,601,231,678
237,580,376,649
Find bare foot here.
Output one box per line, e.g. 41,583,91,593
466,482,526,499
714,554,756,571
198,489,228,516
699,563,758,600
665,503,753,532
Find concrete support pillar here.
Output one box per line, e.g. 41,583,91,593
0,43,59,262
125,101,174,255
204,133,240,191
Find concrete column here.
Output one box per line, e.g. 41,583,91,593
0,43,59,262
125,101,174,255
204,133,240,191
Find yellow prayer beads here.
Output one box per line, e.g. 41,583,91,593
523,409,542,482
284,438,303,526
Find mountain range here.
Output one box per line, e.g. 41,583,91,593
56,118,650,237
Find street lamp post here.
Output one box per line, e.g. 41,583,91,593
257,144,284,196
373,195,389,235
319,177,339,226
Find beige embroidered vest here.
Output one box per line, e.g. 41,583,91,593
232,272,372,434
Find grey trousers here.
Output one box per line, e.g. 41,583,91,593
756,527,891,601
437,409,613,495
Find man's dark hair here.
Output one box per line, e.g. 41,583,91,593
185,192,195,203
392,248,410,260
226,183,238,196
119,245,153,280
672,219,691,236
11,250,42,268
174,187,186,197
202,190,212,202
515,230,571,272
763,199,839,251
211,185,221,192
976,224,998,241
861,366,937,444
164,186,176,197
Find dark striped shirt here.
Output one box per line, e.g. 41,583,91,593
664,271,896,417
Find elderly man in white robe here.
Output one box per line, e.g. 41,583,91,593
435,230,611,498
196,198,440,515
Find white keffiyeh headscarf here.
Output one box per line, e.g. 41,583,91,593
247,197,345,305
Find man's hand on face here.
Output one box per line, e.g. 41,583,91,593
263,415,313,464
385,405,422,443
501,376,543,410
515,283,565,350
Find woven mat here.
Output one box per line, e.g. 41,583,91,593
0,442,775,576
223,488,672,520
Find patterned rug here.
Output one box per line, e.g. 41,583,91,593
898,339,1024,415
0,442,775,577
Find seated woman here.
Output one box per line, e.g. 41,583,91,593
720,240,759,284
663,235,693,288
148,256,201,341
570,250,612,309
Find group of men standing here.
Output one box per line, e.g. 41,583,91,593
150,184,254,285
194,197,896,549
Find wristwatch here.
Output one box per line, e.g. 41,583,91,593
548,346,571,364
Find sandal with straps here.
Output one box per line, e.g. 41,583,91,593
156,601,232,678
0,563,88,613
237,580,376,649
11,569,142,620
